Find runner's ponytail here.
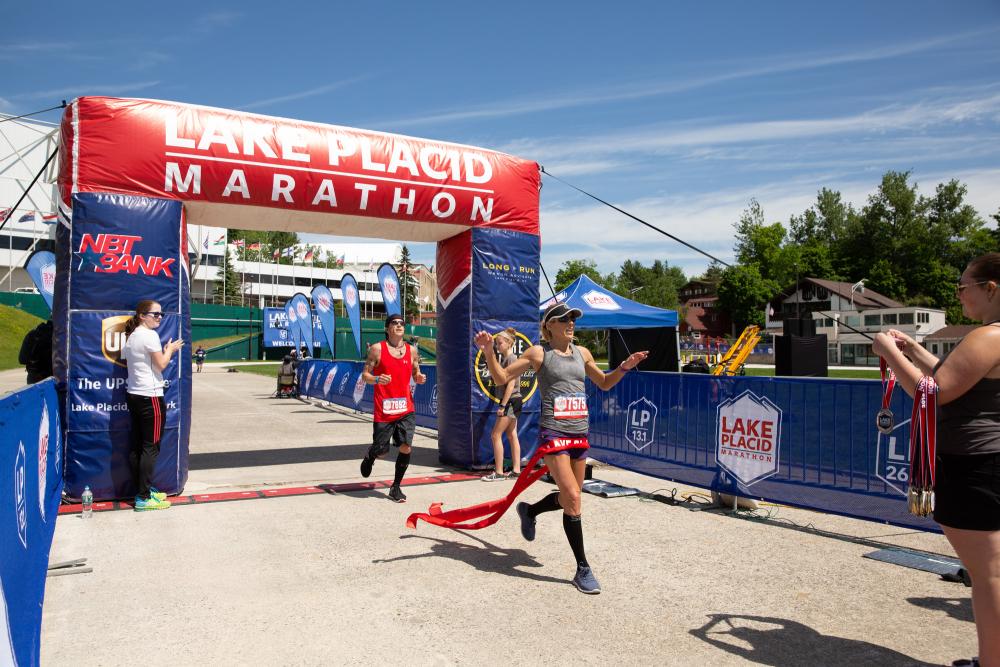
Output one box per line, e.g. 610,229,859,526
124,299,157,338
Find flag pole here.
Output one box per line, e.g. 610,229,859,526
222,229,228,305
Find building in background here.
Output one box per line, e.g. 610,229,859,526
678,279,730,339
765,278,946,366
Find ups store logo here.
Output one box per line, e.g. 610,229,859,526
474,330,538,404
102,315,132,367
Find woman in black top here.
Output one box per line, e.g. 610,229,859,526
874,252,1000,667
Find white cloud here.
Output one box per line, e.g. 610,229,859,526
10,81,161,102
240,77,368,111
194,11,242,34
538,165,1000,279
515,90,1000,167
379,27,1000,129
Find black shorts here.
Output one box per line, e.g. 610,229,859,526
372,412,416,456
501,396,523,418
933,452,1000,531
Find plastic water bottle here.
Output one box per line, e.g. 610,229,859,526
81,486,93,519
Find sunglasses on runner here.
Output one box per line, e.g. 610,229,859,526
955,280,990,297
144,311,164,318
555,315,576,323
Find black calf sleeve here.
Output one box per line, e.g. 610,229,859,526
393,451,411,487
563,513,589,568
528,492,562,517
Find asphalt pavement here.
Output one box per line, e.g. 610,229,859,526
0,367,975,666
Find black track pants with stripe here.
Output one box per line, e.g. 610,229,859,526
126,393,166,500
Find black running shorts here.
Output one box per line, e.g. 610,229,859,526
500,396,523,418
934,452,1000,531
372,412,416,456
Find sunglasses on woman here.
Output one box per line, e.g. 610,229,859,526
144,311,164,318
955,280,989,297
555,315,576,323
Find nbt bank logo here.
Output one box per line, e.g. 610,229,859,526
75,233,175,276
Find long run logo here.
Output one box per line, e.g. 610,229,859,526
474,329,538,404
75,233,175,276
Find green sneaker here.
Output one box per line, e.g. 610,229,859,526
134,496,171,511
148,487,168,502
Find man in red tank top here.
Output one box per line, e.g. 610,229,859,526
360,313,427,502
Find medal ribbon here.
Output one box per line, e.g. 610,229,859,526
406,438,587,531
879,357,896,411
907,376,938,516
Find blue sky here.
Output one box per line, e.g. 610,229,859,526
4,1,999,285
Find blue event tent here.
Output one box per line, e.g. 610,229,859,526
540,275,679,329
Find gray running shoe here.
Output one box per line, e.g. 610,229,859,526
573,566,601,594
516,502,535,541
360,455,374,478
388,485,407,503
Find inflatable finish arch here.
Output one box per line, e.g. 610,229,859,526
53,97,541,499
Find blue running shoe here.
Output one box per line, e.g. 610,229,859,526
148,487,168,502
516,502,535,541
134,496,171,511
573,566,601,594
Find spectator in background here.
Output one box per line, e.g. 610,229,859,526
194,345,207,372
482,328,523,482
18,319,53,384
122,299,183,512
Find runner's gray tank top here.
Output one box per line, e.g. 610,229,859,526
537,342,588,434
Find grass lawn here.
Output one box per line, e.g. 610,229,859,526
194,334,252,349
0,304,43,371
228,363,282,378
743,366,880,379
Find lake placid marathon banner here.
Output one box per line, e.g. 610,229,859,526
58,97,541,237
263,307,295,348
0,379,64,667
311,285,337,358
340,273,363,356
25,249,56,312
377,263,402,316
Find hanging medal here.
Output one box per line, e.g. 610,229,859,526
876,357,896,435
907,376,938,517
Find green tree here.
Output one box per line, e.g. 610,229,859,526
213,249,242,306
229,229,299,264
717,265,777,330
699,262,725,284
553,259,609,293
613,259,685,309
733,199,796,287
551,259,609,357
397,245,420,320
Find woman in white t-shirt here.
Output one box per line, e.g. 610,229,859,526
123,299,183,511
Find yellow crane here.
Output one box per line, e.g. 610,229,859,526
711,325,761,376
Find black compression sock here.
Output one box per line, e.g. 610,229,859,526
563,513,589,568
528,492,562,517
393,452,411,487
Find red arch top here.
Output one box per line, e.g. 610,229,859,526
59,97,540,241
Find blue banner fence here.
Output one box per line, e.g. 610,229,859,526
0,380,64,666
298,359,935,533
